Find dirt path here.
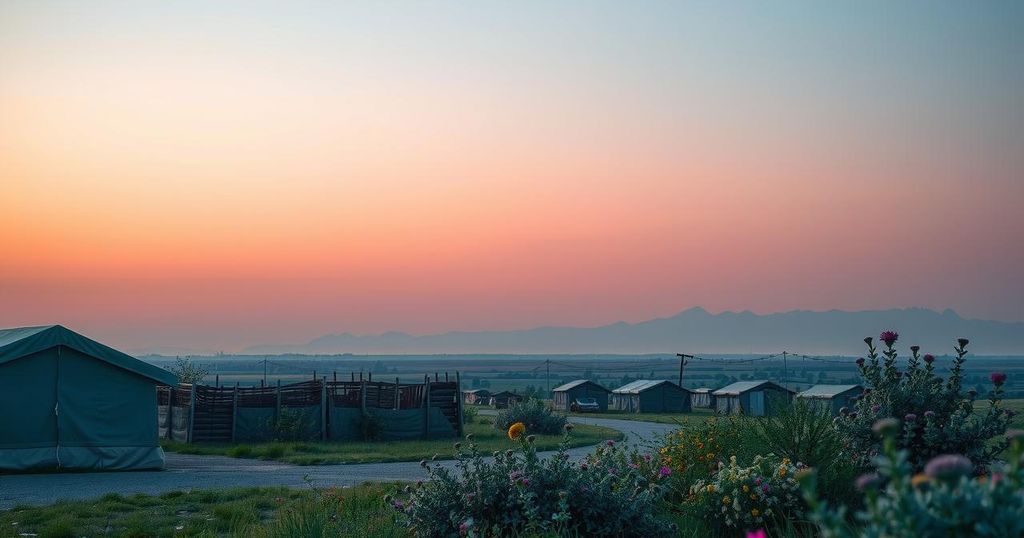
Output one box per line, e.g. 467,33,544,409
0,416,673,508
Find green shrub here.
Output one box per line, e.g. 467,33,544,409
837,333,1011,472
462,405,479,424
494,398,566,435
391,430,674,537
360,411,383,441
803,425,1024,538
753,399,859,506
228,445,254,458
271,409,315,442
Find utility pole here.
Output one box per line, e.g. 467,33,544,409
546,359,550,396
263,357,268,386
782,351,788,390
676,354,693,386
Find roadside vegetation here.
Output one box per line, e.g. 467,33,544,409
0,484,403,538
161,418,621,465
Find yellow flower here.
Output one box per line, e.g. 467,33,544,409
778,468,787,477
911,473,931,488
707,453,715,460
706,484,715,493
750,494,757,500
722,495,731,504
508,422,526,440
751,508,760,517
742,485,749,492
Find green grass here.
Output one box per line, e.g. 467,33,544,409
0,484,404,538
162,418,621,465
565,407,716,425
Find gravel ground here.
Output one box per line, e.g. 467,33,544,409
0,416,674,508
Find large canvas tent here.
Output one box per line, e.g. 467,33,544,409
0,325,177,471
796,384,863,416
551,380,611,411
713,381,794,416
609,380,691,413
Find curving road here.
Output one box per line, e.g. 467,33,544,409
0,416,674,508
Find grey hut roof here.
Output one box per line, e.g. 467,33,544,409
797,384,863,399
0,325,177,386
552,380,610,393
713,380,792,396
612,380,688,394
692,388,713,393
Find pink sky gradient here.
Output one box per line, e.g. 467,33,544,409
2,2,1022,352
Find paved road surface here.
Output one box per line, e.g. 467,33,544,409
0,416,673,508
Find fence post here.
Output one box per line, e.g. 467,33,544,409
360,379,367,414
166,387,174,440
187,385,196,444
424,377,431,439
456,371,464,437
231,383,239,443
276,379,282,422
321,379,328,442
394,377,400,410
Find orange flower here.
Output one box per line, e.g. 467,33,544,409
508,422,526,440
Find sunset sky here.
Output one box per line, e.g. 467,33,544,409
2,2,1022,352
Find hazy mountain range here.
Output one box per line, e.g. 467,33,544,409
238,307,1024,356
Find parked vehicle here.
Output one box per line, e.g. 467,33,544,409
570,397,600,413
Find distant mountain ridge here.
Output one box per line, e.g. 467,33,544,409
242,307,1024,356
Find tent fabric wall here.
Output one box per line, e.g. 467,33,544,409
0,350,59,471
0,326,175,472
54,347,165,470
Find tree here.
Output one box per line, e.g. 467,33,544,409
169,356,208,385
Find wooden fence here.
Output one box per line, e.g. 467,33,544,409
158,372,463,443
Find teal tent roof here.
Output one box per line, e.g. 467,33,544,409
0,325,177,386
797,384,863,399
552,380,611,393
713,380,793,396
612,379,689,394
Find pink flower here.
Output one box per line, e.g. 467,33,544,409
923,354,935,364
747,530,767,538
880,330,899,347
990,372,1007,386
606,440,615,447
659,466,672,477
855,357,865,367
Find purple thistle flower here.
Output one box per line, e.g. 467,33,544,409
871,404,881,414
924,410,936,419
924,454,973,481
990,372,1007,386
910,345,920,353
855,472,883,491
904,413,917,422
659,466,672,477
923,354,935,364
856,357,865,367
957,338,970,348
872,418,900,437
880,330,899,347
864,336,873,346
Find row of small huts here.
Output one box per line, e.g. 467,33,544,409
537,379,864,417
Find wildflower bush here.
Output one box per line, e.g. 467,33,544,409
390,426,675,537
688,454,806,533
804,422,1024,538
657,415,755,499
837,333,1011,472
494,398,567,436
